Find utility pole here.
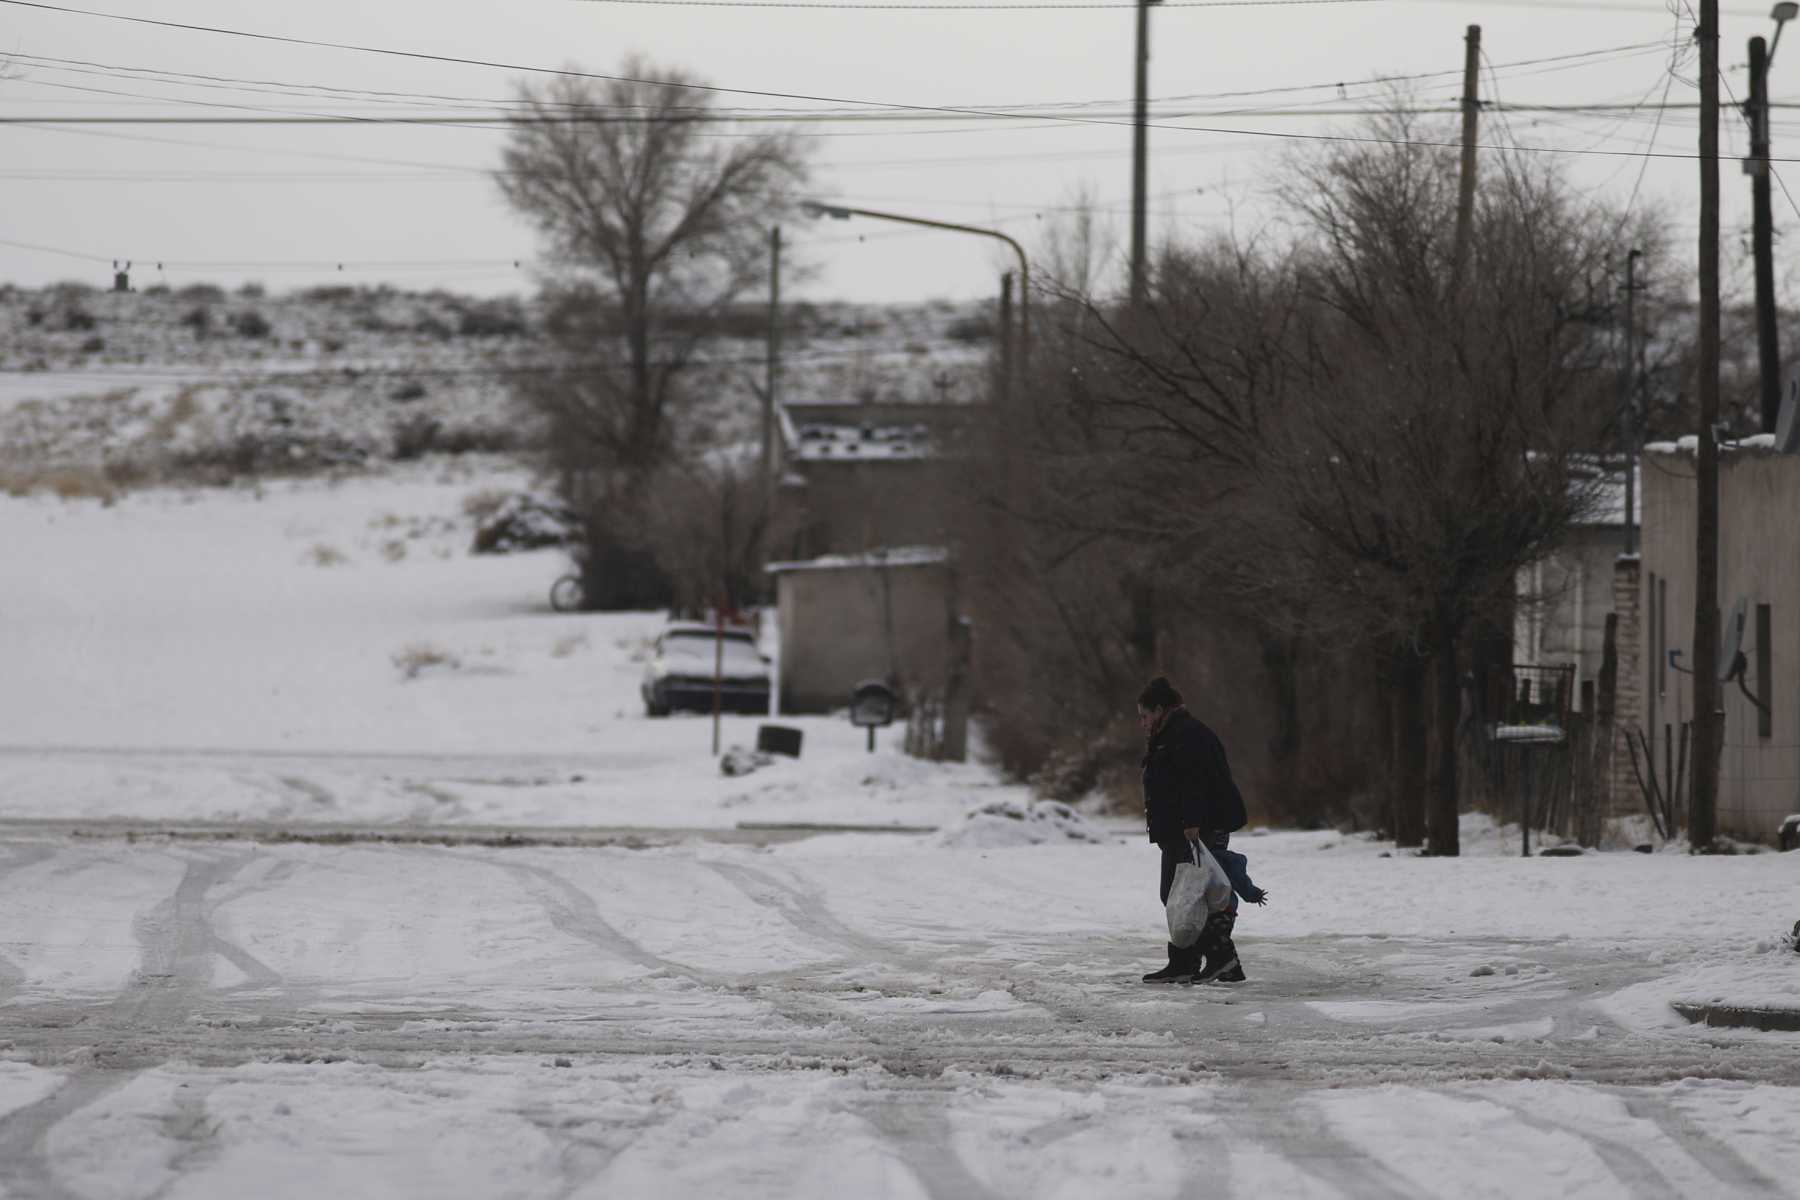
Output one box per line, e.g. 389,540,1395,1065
762,226,782,506
1692,0,1722,850
998,272,1014,411
1621,248,1643,556
1453,24,1482,282
1130,0,1162,308
1749,35,1783,433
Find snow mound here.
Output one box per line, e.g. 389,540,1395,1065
936,799,1100,848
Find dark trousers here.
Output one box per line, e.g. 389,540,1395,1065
1157,834,1238,966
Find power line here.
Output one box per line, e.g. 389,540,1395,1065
0,38,1670,116
1617,21,1688,225
0,206,1041,272
12,103,1800,167
0,0,1699,148
0,236,112,263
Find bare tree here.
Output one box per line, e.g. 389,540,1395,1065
639,449,790,613
496,58,808,608
966,108,1657,853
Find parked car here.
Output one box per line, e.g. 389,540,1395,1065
642,623,771,716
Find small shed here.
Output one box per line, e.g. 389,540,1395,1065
765,546,951,713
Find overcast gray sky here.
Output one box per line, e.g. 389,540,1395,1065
0,0,1791,303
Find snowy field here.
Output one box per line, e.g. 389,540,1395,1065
2,464,1799,1198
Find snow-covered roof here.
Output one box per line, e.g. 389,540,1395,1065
787,418,933,462
1492,723,1566,743
765,545,949,574
1644,433,1779,455
658,622,757,641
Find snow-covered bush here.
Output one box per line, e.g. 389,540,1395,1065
468,491,576,555
937,799,1100,848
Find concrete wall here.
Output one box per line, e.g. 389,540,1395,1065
776,459,956,560
774,562,950,712
1639,449,1800,841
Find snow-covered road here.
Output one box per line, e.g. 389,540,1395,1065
2,828,1798,1198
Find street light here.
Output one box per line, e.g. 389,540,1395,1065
1773,2,1798,60
799,200,1031,395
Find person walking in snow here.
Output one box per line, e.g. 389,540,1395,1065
1136,676,1262,985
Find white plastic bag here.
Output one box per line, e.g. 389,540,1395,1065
1165,840,1234,949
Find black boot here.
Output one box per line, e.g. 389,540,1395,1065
1142,943,1197,983
1191,910,1244,984
1193,945,1245,984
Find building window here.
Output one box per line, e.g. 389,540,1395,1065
1757,603,1773,740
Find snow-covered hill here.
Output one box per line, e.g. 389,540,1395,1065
0,282,992,493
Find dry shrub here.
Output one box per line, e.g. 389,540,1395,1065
460,489,511,523
148,388,201,445
1030,721,1144,812
391,642,461,680
305,543,348,567
0,464,117,502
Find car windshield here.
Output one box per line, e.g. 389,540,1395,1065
661,633,764,670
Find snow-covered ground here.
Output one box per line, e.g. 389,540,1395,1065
3,465,1798,1198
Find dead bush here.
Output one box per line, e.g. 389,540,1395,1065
390,414,442,461
304,543,349,567
392,642,461,680
0,464,116,502
232,310,272,339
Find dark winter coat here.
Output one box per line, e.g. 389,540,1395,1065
1141,707,1247,844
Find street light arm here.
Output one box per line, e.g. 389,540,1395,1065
802,203,1029,298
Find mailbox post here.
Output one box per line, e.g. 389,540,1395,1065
850,680,896,753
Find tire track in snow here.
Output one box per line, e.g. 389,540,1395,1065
0,1073,134,1200
852,1088,1004,1200
0,844,58,1002
704,861,909,968
116,852,260,1031
1620,1092,1786,1195
1480,1091,1698,1198
1235,1087,1433,1200
701,860,1120,1059
473,857,690,976
0,851,259,1199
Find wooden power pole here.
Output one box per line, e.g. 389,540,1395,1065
1749,35,1783,434
1130,0,1161,308
1453,24,1482,281
998,272,1014,411
1622,248,1643,556
762,226,782,506
1693,0,1722,849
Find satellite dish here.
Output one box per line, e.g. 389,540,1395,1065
1719,596,1749,680
1777,366,1800,453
